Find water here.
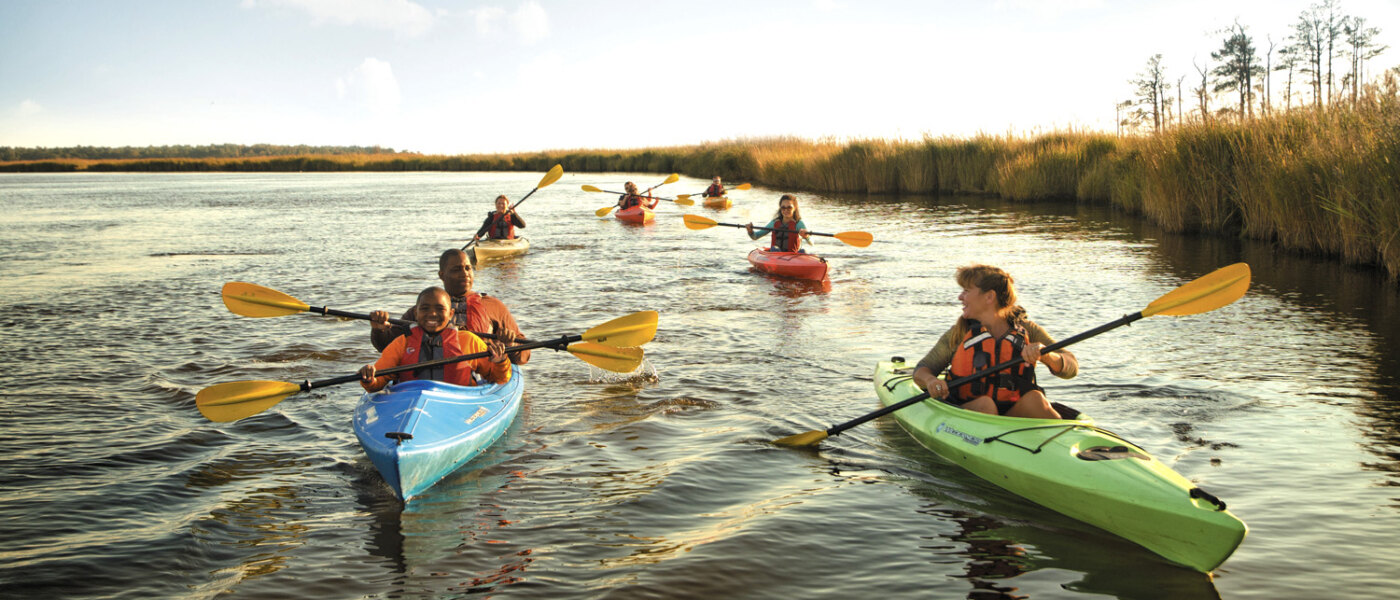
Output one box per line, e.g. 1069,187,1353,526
1,172,1397,599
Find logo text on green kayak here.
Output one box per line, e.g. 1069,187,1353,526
465,407,488,425
936,422,983,446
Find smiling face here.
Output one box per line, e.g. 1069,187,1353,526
778,198,795,217
495,196,509,212
415,288,454,334
958,285,998,322
438,250,474,297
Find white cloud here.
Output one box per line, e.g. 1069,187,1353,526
468,6,506,34
245,0,434,36
510,2,550,44
17,100,43,117
337,58,402,114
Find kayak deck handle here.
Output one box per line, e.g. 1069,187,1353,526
385,432,414,446
1190,487,1228,511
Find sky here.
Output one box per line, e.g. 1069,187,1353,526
3,0,1400,155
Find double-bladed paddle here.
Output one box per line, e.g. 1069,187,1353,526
773,262,1253,447
676,183,752,201
682,214,875,248
590,173,683,216
463,164,564,251
197,310,659,423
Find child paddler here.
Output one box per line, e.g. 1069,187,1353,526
702,176,725,198
746,194,810,252
616,181,659,211
370,249,531,364
471,195,526,243
359,286,511,392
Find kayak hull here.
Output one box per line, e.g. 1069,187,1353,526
873,359,1245,572
353,371,525,501
702,196,732,209
746,248,828,281
471,237,530,263
615,206,654,224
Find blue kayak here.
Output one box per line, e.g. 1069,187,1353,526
353,370,525,501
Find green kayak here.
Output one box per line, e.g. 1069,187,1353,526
874,358,1246,572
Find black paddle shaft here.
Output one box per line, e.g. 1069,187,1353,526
824,311,1146,438
298,333,578,392
709,221,841,239
308,305,533,344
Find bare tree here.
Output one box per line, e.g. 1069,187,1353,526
1344,16,1387,104
1293,5,1326,106
1129,54,1171,131
1277,42,1302,109
1264,35,1277,114
1177,74,1187,126
1194,57,1212,122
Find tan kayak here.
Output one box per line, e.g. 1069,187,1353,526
470,237,530,264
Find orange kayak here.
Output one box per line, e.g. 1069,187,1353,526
702,196,732,209
746,248,828,281
615,205,654,224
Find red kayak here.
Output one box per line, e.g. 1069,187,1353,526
615,205,654,224
746,248,829,281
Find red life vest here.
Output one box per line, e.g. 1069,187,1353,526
450,293,491,334
485,211,515,239
619,194,642,210
948,320,1038,403
704,184,724,197
769,220,802,252
396,326,473,386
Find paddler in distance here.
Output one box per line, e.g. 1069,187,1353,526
370,249,531,365
910,264,1077,419
470,194,526,244
360,286,511,391
746,194,810,252
702,176,725,198
615,181,659,212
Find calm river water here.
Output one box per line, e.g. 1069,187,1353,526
1,172,1397,599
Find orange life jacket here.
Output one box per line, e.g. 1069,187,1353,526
485,210,515,239
948,320,1037,403
704,184,724,197
619,194,643,210
396,326,473,386
769,220,802,252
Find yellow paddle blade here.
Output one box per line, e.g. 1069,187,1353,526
1143,263,1251,318
595,205,615,217
581,310,658,346
582,185,604,193
196,380,303,422
661,173,679,185
772,429,828,447
676,194,693,201
222,282,311,317
538,164,564,188
683,214,719,230
674,197,695,206
567,342,644,373
834,231,875,248
735,183,752,190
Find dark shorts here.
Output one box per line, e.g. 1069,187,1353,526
944,387,1042,416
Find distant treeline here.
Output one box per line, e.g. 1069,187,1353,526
0,143,402,162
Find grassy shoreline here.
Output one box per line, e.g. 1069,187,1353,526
6,83,1397,279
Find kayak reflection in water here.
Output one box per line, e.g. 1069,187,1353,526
617,181,659,211
745,194,811,253
910,265,1078,419
471,194,526,243
359,286,511,392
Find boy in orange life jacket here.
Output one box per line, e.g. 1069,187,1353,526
471,194,526,242
359,286,511,392
909,264,1078,419
702,176,725,197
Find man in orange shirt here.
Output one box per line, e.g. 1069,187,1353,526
359,286,511,392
